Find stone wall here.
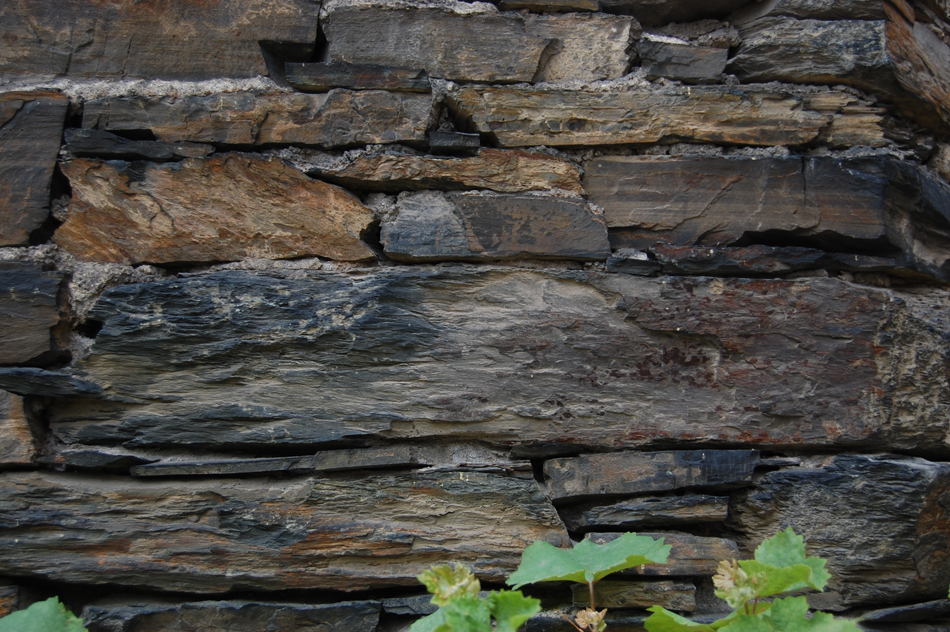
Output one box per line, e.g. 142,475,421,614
2,0,950,630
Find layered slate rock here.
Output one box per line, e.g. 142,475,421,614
83,600,381,632
0,0,319,79
56,154,377,265
449,85,880,148
0,392,33,466
544,450,759,503
638,37,728,83
64,129,214,162
559,495,730,532
81,91,432,148
885,0,950,128
0,470,567,592
728,18,892,93
304,148,584,195
731,0,886,21
0,91,68,246
0,262,64,365
730,454,950,609
591,532,741,577
44,269,950,453
381,191,609,261
285,62,431,93
322,3,635,83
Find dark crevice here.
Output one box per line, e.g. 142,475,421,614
732,229,903,257
75,319,103,339
107,129,156,141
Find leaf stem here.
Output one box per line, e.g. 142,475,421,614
589,581,596,612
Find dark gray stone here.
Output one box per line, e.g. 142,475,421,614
0,91,68,246
731,0,886,21
0,368,104,398
638,40,728,83
497,0,600,10
429,131,481,153
606,249,662,276
560,495,730,532
0,263,64,365
130,456,316,478
37,450,155,472
64,129,214,162
598,0,755,26
382,595,437,616
860,599,950,623
284,62,431,93
572,580,696,611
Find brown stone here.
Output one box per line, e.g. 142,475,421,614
306,148,584,195
544,450,759,503
381,191,610,262
83,600,381,632
285,62,431,93
0,392,33,466
573,580,696,611
0,586,19,618
0,0,319,80
590,532,741,577
730,454,950,609
885,0,950,129
81,90,432,148
449,85,838,148
0,470,567,593
44,270,950,454
0,262,64,365
56,154,376,265
524,13,639,83
560,495,730,532
0,91,68,246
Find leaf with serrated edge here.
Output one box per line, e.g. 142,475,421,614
644,604,771,632
435,594,493,632
753,528,829,591
507,533,670,589
408,608,446,632
490,590,541,632
734,561,813,599
719,597,861,632
0,597,88,632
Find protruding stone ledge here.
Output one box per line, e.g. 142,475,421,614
560,495,730,532
731,0,886,22
82,90,432,148
64,129,214,163
0,470,567,593
56,154,377,265
0,91,68,246
598,0,754,27
0,262,64,365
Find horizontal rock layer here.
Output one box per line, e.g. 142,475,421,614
41,268,950,454
731,0,886,21
0,91,67,246
64,129,214,162
0,262,64,365
82,90,432,148
56,154,377,264
0,0,319,79
560,495,730,532
0,470,567,592
284,62,431,93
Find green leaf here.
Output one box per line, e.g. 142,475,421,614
719,597,862,632
643,606,719,632
408,609,446,632
507,533,670,589
753,528,830,591
418,564,481,607
489,590,541,632
434,594,493,632
0,597,88,632
735,560,815,599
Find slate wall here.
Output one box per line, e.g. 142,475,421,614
2,0,950,630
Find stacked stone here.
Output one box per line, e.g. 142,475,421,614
1,0,950,630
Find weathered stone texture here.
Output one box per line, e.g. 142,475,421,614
449,85,872,148
64,129,214,163
560,495,730,531
0,470,567,592
0,91,68,246
82,91,432,148
43,270,950,453
544,450,759,503
56,154,376,265
285,62,431,93
638,40,728,83
381,192,610,261
83,600,381,632
731,455,950,609
0,391,33,466
598,0,755,26
732,0,886,21
573,580,696,611
523,13,638,83
0,262,63,365
306,148,584,195
0,0,319,79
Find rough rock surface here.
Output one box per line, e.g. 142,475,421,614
43,269,950,454
559,495,730,532
64,129,214,162
304,148,584,194
573,580,696,611
0,0,320,80
449,85,876,148
56,154,377,265
82,600,382,632
0,91,68,246
0,262,64,365
731,0,886,21
638,40,728,83
0,392,33,466
82,91,432,148
523,13,639,83
598,0,755,26
730,454,950,609
0,470,567,592
381,191,609,261
284,62,431,93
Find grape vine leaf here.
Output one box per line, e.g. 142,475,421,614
0,597,88,632
507,533,671,589
753,528,830,591
418,564,481,607
718,597,861,632
434,594,493,632
644,603,770,632
489,590,541,632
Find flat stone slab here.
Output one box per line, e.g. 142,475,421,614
381,191,609,262
732,0,886,21
0,0,319,80
64,129,214,162
639,39,728,83
0,91,68,246
448,85,881,148
0,262,64,365
590,532,741,577
731,454,950,609
44,269,950,454
572,580,696,611
285,62,430,93
560,495,730,532
544,450,759,503
56,154,377,265
304,148,584,195
0,470,567,593
82,90,432,148
0,391,33,466
82,600,381,632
